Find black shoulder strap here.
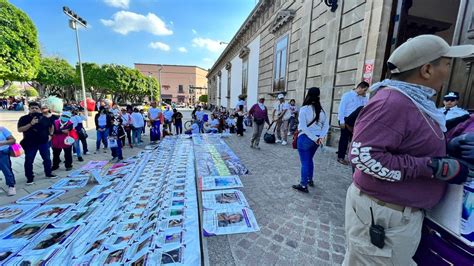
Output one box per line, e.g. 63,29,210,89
307,107,322,127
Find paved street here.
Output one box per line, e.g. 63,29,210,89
206,132,352,265
0,110,352,265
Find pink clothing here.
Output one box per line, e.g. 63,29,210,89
350,88,446,209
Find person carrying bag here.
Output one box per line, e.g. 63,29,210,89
249,97,271,149
51,112,75,171
264,121,277,144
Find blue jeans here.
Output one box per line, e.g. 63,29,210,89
132,127,142,144
96,127,109,150
0,150,15,187
111,138,123,159
198,120,204,133
24,142,52,181
150,121,161,141
297,134,319,187
175,122,183,135
73,139,82,157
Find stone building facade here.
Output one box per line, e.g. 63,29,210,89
208,0,472,146
136,64,208,106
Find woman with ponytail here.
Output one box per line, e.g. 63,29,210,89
292,87,329,193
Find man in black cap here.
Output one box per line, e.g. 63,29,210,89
439,91,469,120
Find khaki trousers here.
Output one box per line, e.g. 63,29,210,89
251,123,265,146
343,183,423,266
276,119,289,142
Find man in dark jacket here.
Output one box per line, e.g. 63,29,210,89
94,107,112,153
17,102,56,184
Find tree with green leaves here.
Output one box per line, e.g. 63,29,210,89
32,57,76,97
0,0,40,83
199,94,208,103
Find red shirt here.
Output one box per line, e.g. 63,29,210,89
350,88,446,209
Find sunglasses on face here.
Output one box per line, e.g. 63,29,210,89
444,98,457,102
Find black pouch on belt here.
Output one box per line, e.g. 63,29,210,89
369,207,385,249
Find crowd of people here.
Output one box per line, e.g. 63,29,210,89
0,97,26,111
1,33,474,265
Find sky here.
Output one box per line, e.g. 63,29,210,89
10,0,257,69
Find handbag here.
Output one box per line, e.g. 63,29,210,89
108,137,118,148
78,128,88,139
292,113,320,149
263,121,276,144
9,143,24,157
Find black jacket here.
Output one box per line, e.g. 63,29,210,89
94,113,112,130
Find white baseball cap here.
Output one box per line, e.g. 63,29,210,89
277,94,285,99
388,34,474,73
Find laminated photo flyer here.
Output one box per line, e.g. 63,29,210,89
0,244,22,264
24,225,80,257
157,230,184,247
0,223,48,243
160,246,183,265
0,204,39,223
203,207,260,236
200,175,244,191
129,252,158,266
97,247,127,265
51,177,89,190
202,190,249,210
52,207,97,227
76,192,112,209
16,189,66,205
81,236,107,257
126,235,155,262
19,204,74,224
105,232,135,249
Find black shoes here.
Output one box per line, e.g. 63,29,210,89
51,166,59,171
292,184,309,193
66,167,73,171
78,157,84,162
46,174,57,178
308,180,314,187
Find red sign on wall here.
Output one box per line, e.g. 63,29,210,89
363,59,375,85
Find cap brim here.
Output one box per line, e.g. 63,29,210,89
444,45,474,58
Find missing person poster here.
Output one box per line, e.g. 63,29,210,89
202,207,259,236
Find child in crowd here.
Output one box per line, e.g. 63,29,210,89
109,117,125,161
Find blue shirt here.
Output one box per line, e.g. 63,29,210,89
98,114,107,127
191,123,200,134
195,110,205,121
338,90,368,124
163,110,173,121
0,126,12,152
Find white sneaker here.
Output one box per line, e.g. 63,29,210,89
8,187,16,196
287,132,291,136
276,139,282,143
281,141,287,145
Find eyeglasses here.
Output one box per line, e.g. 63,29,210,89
444,98,457,102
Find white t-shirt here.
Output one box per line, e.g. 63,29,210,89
191,123,200,133
121,113,132,126
148,107,161,120
195,110,205,121
163,110,174,121
70,115,86,128
210,119,219,127
226,118,236,126
273,102,291,120
131,112,145,128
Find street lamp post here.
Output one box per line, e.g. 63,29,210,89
63,6,89,127
147,72,153,103
158,65,163,104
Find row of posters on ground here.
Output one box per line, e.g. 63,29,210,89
0,137,201,265
192,134,260,237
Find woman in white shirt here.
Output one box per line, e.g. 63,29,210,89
292,87,329,193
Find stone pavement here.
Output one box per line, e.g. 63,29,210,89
206,132,353,265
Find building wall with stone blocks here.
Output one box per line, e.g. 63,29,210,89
208,0,391,146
